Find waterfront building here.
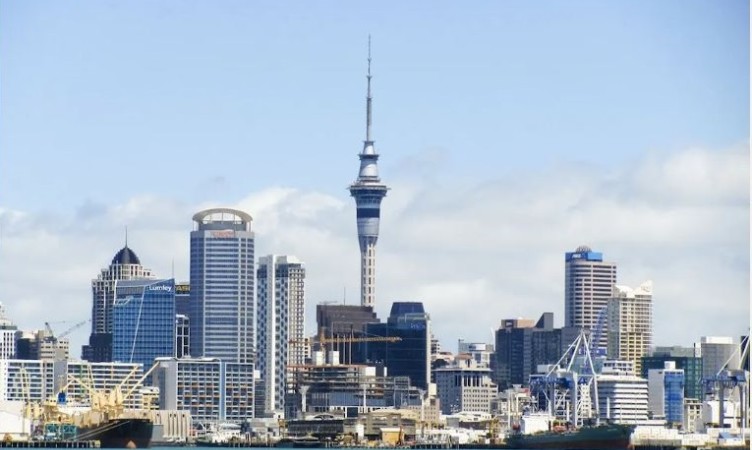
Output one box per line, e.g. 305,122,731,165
564,246,617,351
83,243,154,362
647,361,684,426
596,372,649,424
154,357,255,423
607,281,653,374
0,359,144,409
112,278,176,369
362,302,431,390
348,42,388,309
641,348,703,400
494,313,579,389
284,355,424,419
434,357,497,414
189,208,255,364
257,255,306,416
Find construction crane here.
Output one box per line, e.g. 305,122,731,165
44,319,90,343
702,335,750,429
290,330,401,364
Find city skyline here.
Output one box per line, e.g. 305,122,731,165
0,1,748,352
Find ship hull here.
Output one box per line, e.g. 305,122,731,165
504,424,634,450
77,418,153,448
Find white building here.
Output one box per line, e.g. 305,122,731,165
564,246,617,350
153,357,254,424
0,359,144,409
457,340,494,368
0,303,17,359
597,373,649,424
700,336,740,379
257,255,305,417
607,281,652,374
434,358,497,414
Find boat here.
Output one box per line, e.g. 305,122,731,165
75,417,153,449
503,423,635,449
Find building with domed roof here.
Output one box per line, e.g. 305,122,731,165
82,242,154,362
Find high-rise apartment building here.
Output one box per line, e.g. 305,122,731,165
349,41,388,308
189,208,255,364
112,278,176,369
257,255,306,416
83,244,154,362
607,281,653,374
564,246,617,351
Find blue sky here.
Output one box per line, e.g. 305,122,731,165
0,1,749,352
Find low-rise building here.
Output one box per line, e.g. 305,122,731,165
434,357,497,414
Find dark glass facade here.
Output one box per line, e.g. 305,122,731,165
641,356,703,400
494,313,577,389
112,279,176,369
361,302,430,390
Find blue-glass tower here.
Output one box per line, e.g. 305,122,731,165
189,208,255,364
362,302,431,390
112,278,175,369
349,38,388,308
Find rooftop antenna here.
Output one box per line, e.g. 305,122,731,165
365,34,372,143
343,286,347,305
171,258,175,279
124,226,128,248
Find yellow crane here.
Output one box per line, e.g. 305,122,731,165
290,331,401,364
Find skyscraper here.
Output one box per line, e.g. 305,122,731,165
112,278,176,369
363,302,431,390
607,281,653,374
564,245,617,350
257,255,306,415
83,243,154,362
349,39,388,308
189,208,255,364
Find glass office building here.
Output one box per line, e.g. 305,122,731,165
190,208,255,364
363,302,431,390
112,278,176,369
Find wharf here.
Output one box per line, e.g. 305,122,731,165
0,442,99,448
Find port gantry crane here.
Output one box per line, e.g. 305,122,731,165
529,329,600,428
702,335,750,430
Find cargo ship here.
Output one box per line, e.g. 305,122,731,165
503,423,635,449
75,417,153,449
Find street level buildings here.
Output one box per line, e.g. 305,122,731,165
257,255,306,416
83,244,154,362
607,281,653,374
434,357,497,414
348,44,388,309
564,246,617,351
189,208,255,364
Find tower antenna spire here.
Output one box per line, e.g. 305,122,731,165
366,34,373,143
124,226,128,247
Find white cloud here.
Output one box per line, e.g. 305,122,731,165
0,144,747,355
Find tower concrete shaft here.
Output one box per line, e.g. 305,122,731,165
349,37,388,308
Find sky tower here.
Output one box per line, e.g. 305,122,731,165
349,37,388,308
